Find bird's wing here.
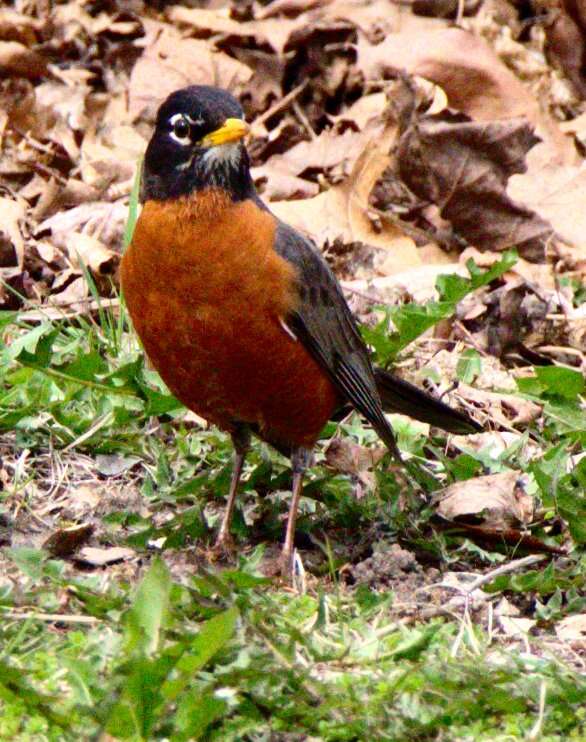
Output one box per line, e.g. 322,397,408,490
273,220,401,458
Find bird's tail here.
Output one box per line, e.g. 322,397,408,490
374,367,482,434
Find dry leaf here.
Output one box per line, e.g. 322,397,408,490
51,275,89,308
166,6,304,56
508,146,586,256
555,614,586,642
252,167,318,200
264,128,376,181
37,201,129,253
437,471,533,528
43,524,95,558
0,197,26,268
76,546,135,566
0,40,46,78
398,111,552,260
271,133,419,274
457,384,542,427
357,27,571,157
66,233,119,276
333,92,387,130
545,0,586,98
498,615,537,637
342,263,467,304
256,0,333,18
129,25,253,122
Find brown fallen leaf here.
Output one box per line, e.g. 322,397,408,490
271,131,419,274
66,233,119,277
555,614,586,643
166,5,304,57
342,263,467,304
50,274,89,309
43,524,95,558
129,23,253,122
508,144,586,256
76,546,135,567
0,196,26,268
36,201,129,253
544,0,586,98
457,384,542,427
332,92,387,131
252,166,318,200
398,110,553,260
256,0,333,18
324,437,385,497
80,124,145,191
436,471,533,528
357,26,573,160
498,614,537,637
0,40,46,79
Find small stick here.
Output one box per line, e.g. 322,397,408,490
252,80,309,131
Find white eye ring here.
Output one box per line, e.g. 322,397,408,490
169,113,191,145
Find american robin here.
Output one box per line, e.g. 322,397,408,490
121,85,481,574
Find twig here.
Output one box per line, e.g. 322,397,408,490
465,554,549,596
293,100,317,140
1,609,101,624
252,81,309,131
62,411,115,453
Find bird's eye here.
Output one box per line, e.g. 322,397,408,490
169,114,191,144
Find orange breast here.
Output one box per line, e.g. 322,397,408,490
120,189,340,449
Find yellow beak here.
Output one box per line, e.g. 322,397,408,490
199,118,249,147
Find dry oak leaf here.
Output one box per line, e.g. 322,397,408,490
129,25,252,122
262,127,378,183
357,27,574,162
325,438,385,497
256,0,333,17
66,233,119,277
43,524,94,558
271,133,419,275
252,167,318,201
37,201,129,253
544,0,586,99
166,5,304,56
457,384,542,427
398,111,553,260
332,92,387,131
0,40,46,79
436,471,533,529
508,145,586,256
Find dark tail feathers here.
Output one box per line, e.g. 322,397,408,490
374,367,482,435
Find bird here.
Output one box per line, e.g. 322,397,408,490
120,85,482,575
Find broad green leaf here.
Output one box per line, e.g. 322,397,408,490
535,366,585,400
174,692,226,741
456,349,482,384
126,557,171,656
161,606,238,703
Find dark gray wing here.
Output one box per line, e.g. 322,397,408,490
273,220,401,459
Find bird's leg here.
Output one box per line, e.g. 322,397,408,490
280,446,312,577
214,426,251,553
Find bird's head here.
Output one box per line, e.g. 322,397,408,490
141,85,253,202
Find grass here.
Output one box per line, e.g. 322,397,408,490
0,257,585,740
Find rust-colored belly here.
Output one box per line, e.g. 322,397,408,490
121,191,339,449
